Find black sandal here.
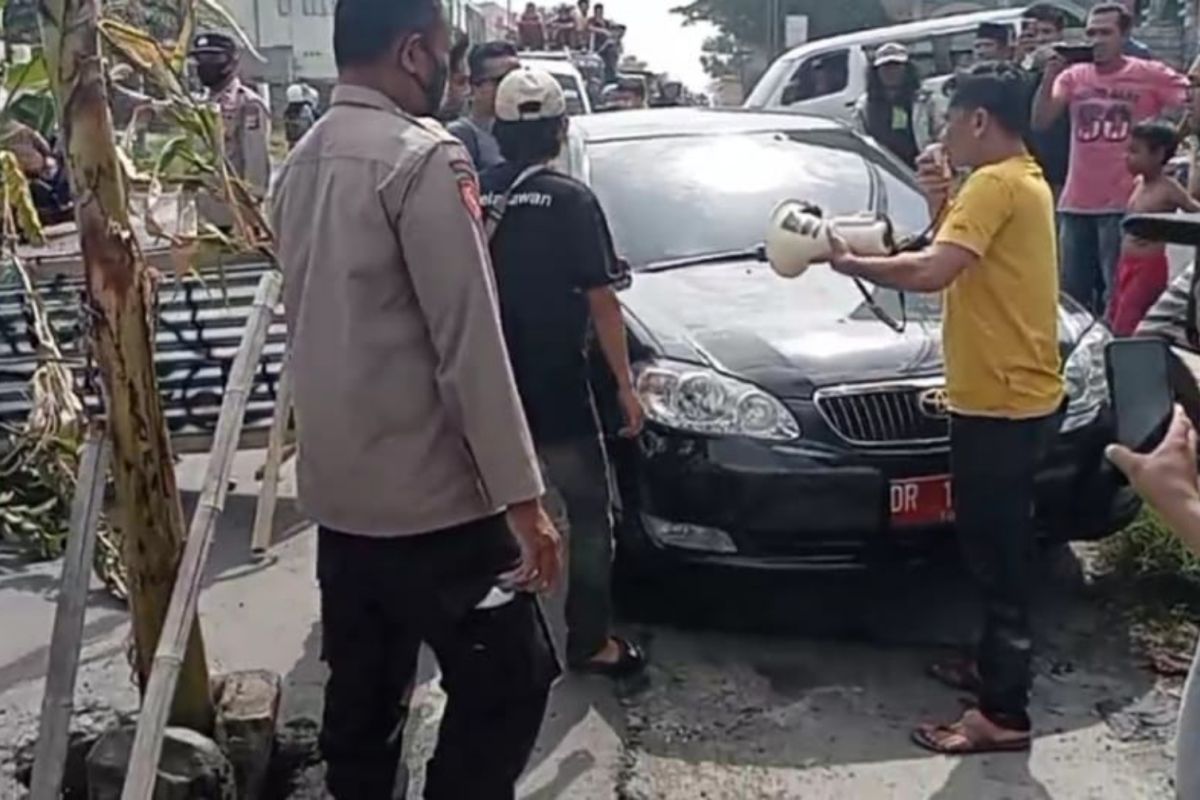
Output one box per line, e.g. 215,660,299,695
571,637,647,679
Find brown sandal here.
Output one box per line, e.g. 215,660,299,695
912,710,1032,755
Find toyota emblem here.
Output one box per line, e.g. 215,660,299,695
917,387,950,419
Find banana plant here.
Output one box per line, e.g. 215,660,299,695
3,0,277,732
36,0,217,732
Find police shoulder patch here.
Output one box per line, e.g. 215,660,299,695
450,158,483,223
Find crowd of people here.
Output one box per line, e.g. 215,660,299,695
833,0,1200,768
854,2,1200,339
517,0,625,83
195,0,1200,794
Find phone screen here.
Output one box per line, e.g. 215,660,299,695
1107,338,1173,453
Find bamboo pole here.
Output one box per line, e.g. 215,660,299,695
29,426,110,800
251,349,293,555
120,271,282,800
37,0,213,730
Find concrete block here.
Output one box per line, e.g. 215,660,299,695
215,669,282,800
86,723,236,800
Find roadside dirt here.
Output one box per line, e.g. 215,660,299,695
0,454,1184,799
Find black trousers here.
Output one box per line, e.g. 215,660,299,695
317,516,560,800
950,412,1057,732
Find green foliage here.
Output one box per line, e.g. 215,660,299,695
0,0,267,601
0,424,78,559
672,0,890,51
700,32,752,80
1099,509,1200,595
2,54,57,137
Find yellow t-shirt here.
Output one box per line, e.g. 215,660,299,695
935,153,1064,418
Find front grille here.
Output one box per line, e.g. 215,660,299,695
815,379,949,446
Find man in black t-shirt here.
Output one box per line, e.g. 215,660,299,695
481,68,647,678
1021,3,1070,196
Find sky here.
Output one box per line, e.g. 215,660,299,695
596,0,717,90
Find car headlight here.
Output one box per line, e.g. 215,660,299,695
1062,322,1111,433
636,359,801,441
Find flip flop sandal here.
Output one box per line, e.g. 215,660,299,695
571,637,647,679
927,658,983,694
911,722,1032,755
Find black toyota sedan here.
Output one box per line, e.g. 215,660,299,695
559,108,1139,573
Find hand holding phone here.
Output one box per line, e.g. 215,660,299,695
1107,338,1174,453
1054,43,1095,65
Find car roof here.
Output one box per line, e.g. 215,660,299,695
570,107,843,144
772,4,1084,61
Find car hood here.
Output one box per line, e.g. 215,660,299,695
623,260,946,397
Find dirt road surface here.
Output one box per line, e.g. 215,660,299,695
0,453,1181,799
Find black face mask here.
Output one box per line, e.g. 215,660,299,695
411,39,449,117
196,63,234,89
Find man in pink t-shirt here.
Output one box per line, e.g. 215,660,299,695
1031,2,1187,315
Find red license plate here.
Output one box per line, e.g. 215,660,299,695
890,476,954,527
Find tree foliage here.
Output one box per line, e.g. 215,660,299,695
700,31,753,80
673,0,889,61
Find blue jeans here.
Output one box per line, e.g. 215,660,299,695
1059,212,1124,315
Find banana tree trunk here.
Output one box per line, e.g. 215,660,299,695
38,0,214,731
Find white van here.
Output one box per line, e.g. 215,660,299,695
744,5,1086,123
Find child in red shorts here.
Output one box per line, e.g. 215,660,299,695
1110,120,1200,336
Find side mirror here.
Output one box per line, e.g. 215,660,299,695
612,257,632,291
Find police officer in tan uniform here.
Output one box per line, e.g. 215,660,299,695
191,31,270,229
270,1,562,797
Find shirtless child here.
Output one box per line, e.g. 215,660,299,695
1110,120,1200,335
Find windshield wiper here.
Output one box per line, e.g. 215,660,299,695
641,246,767,274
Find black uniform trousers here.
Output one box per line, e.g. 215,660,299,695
317,515,560,799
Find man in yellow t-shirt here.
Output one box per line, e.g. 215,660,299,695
828,62,1063,755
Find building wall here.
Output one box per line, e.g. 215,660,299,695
230,0,475,85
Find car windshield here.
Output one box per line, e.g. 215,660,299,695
587,131,929,269
552,74,586,115
585,129,939,320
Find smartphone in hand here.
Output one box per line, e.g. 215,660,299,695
1107,338,1174,453
1054,43,1095,65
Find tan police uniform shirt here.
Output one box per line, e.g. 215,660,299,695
199,77,271,228
270,84,544,537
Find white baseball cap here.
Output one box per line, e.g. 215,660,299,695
495,68,567,123
873,42,910,67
